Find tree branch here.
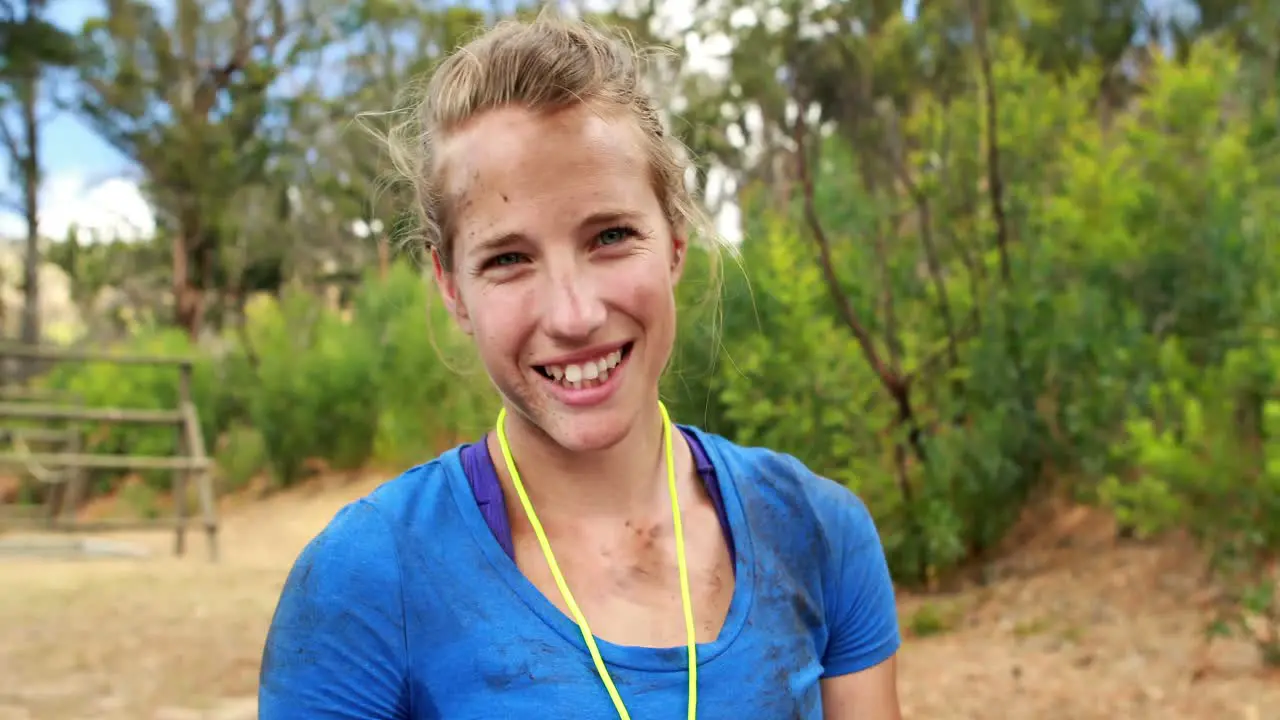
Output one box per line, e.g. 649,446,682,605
967,0,1013,282
792,105,900,392
0,112,23,165
793,93,928,584
878,99,961,371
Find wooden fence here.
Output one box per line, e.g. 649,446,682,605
0,343,219,561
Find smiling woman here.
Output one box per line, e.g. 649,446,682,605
257,8,902,720
439,101,686,453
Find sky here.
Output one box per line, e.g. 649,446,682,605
0,0,1195,246
0,0,151,243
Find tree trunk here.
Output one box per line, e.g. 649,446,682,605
172,233,202,340
20,70,41,356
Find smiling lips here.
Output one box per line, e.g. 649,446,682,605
535,342,633,391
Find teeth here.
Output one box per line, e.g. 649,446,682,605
541,348,625,388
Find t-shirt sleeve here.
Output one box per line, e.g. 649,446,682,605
258,499,410,719
818,483,901,678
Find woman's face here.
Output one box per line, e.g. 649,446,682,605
434,103,686,452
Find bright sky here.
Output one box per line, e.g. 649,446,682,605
0,0,1195,246
0,0,144,242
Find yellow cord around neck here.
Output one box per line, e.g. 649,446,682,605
495,402,697,720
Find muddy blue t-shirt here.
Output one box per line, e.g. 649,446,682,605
258,426,901,719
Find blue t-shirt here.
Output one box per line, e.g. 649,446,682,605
258,426,901,719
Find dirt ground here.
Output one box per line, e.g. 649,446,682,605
0,474,1276,720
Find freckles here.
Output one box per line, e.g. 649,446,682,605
472,286,537,351
485,331,509,361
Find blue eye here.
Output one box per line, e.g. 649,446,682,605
489,252,524,267
597,226,635,246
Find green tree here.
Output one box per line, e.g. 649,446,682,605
74,0,323,338
0,0,79,357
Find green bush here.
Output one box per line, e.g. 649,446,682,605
38,327,222,494
214,423,270,493
348,262,496,468
239,284,382,485
694,37,1280,654
32,262,497,493
233,265,495,485
1099,338,1280,662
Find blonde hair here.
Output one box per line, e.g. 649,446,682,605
372,8,725,273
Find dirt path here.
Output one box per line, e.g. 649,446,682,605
0,477,1275,720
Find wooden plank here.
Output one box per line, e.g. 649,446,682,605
181,398,219,562
174,367,192,557
60,431,87,523
0,452,209,471
0,516,193,532
0,386,80,402
0,535,151,559
0,403,183,423
0,504,44,519
182,401,215,520
0,427,79,443
21,467,73,485
0,343,194,368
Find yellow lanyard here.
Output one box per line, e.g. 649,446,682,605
495,402,698,720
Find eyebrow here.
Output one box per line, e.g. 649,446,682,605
581,209,643,229
468,232,526,261
465,209,645,261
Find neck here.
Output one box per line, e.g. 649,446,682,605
490,402,674,520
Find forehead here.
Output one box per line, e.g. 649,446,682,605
440,104,658,254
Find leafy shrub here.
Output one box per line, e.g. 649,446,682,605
37,327,222,493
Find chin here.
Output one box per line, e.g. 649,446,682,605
540,412,633,453
497,382,650,456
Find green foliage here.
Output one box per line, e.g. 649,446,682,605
213,423,269,493
38,327,222,493
1099,338,1280,658
906,601,962,638
348,262,496,466
39,262,495,491
233,263,495,483
662,240,742,433
672,28,1280,658
239,285,383,484
0,3,80,78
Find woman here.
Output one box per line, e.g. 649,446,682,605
258,13,903,720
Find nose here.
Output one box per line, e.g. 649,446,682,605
540,260,606,342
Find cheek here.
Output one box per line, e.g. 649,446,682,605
465,287,532,362
611,254,678,331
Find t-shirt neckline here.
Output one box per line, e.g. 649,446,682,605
441,425,758,672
